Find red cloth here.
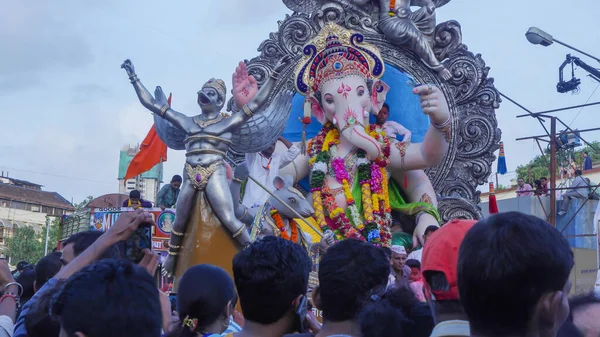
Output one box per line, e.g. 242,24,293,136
422,219,477,301
124,94,171,182
488,195,499,214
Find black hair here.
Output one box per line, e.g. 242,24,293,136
405,259,421,270
172,175,183,183
541,177,548,180
129,190,141,199
318,239,389,322
16,268,36,305
575,169,582,176
166,265,235,337
16,261,30,271
62,231,120,259
457,212,573,336
51,259,161,337
233,236,311,325
35,252,62,290
360,286,434,337
25,280,65,337
424,226,438,237
382,103,389,110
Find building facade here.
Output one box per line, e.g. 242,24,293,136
117,145,163,205
0,173,75,255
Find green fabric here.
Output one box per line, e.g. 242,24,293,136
392,232,413,251
350,175,441,223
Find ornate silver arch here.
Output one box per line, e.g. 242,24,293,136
227,0,501,221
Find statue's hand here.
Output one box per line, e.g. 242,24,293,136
233,163,250,181
273,54,292,75
319,230,335,253
413,213,439,248
232,61,258,108
414,85,450,125
154,86,169,106
121,59,136,77
161,254,177,277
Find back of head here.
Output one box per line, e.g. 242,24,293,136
35,252,62,290
173,264,235,336
63,231,121,259
51,259,161,337
457,212,573,336
318,239,389,322
422,219,476,302
26,280,65,337
16,268,36,304
575,169,582,176
129,189,141,199
233,236,311,325
16,261,30,271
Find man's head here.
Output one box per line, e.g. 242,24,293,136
422,219,477,321
16,261,30,273
423,225,439,244
128,190,141,204
197,78,226,112
26,280,65,337
34,252,62,292
170,175,182,190
406,259,422,282
583,151,589,158
390,245,407,272
458,212,573,337
61,231,121,265
541,177,548,184
51,259,161,337
575,169,582,177
17,268,36,304
233,236,311,330
376,103,390,125
518,178,525,187
315,239,389,323
261,141,278,158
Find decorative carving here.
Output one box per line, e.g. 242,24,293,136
227,0,501,220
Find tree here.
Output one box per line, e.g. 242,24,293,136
6,226,44,265
515,141,600,184
74,196,94,212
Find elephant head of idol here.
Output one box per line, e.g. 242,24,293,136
294,23,390,161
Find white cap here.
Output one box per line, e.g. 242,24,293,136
391,245,406,256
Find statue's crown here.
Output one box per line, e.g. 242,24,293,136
202,78,227,99
294,23,385,95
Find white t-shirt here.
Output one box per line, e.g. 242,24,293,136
242,145,301,208
407,248,422,262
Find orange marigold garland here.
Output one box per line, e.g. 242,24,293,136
270,209,299,243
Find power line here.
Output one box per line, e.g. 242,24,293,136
568,83,600,127
0,166,114,185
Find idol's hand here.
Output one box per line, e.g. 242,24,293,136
162,254,177,277
273,54,292,75
414,85,450,125
154,86,170,106
121,59,136,77
232,61,258,108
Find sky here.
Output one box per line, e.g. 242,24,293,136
1,0,599,204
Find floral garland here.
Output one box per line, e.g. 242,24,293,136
270,209,299,243
309,123,392,246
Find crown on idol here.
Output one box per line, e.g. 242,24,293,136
294,23,385,95
201,78,227,99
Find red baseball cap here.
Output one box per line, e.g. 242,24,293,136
422,219,477,301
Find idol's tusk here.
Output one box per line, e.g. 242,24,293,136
247,174,323,238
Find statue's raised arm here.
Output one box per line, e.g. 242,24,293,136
121,59,190,132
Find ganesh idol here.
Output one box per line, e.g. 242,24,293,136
266,23,451,246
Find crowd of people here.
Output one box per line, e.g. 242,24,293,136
0,209,594,337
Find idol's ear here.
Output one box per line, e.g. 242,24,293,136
310,96,327,125
273,176,285,190
371,80,390,113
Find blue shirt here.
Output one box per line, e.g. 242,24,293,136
157,184,180,208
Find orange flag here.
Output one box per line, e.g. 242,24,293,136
124,94,171,182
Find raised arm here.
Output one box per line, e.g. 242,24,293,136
227,56,292,129
121,59,190,131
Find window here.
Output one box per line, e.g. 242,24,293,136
1,202,6,207
31,205,40,212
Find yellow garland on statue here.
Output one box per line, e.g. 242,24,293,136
322,129,340,152
312,190,326,227
342,179,354,204
361,183,374,222
381,167,391,211
372,193,380,213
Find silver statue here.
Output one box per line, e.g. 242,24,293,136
121,56,292,274
374,0,452,80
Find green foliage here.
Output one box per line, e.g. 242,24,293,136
74,196,94,212
515,141,600,184
497,184,509,190
6,218,62,264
